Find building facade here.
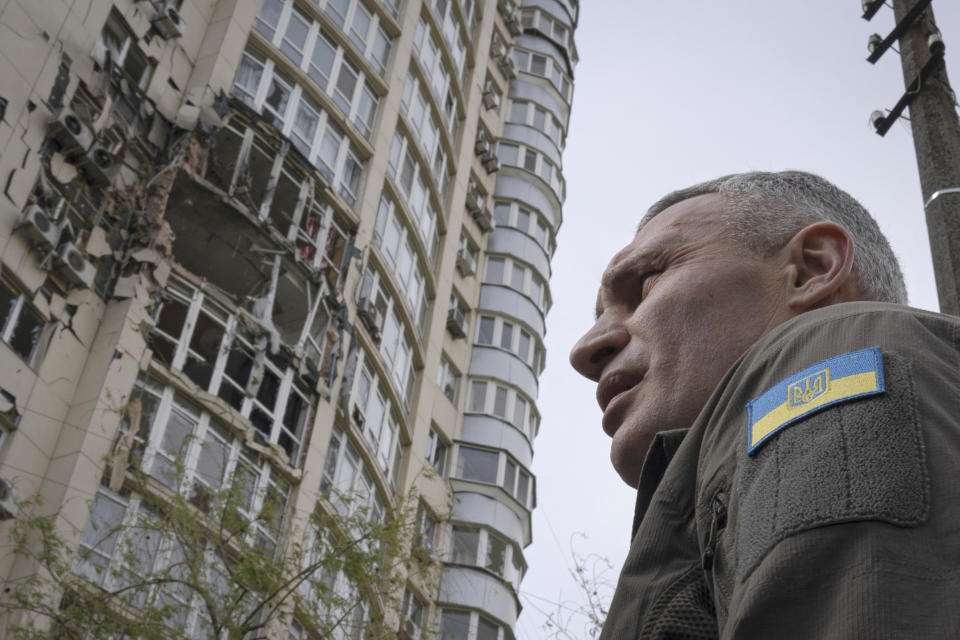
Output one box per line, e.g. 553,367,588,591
0,0,576,636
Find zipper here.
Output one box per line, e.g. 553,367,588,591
702,489,728,571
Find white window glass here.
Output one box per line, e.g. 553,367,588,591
530,54,547,76
325,0,350,27
523,148,538,172
477,316,495,345
477,617,499,640
452,526,479,564
513,396,527,431
516,209,530,233
470,381,486,413
441,611,471,640
499,143,518,165
517,469,531,506
457,447,498,484
255,0,284,40
511,264,526,291
485,257,505,283
280,8,310,65
511,100,527,123
334,61,359,115
518,330,532,363
534,106,547,131
349,3,373,51
233,51,265,107
500,322,513,350
493,386,508,418
309,31,337,89
494,202,511,226
535,219,548,247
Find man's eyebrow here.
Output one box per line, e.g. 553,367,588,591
600,250,652,291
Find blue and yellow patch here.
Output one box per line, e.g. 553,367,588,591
746,346,885,455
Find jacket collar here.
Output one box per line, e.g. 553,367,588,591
631,429,690,539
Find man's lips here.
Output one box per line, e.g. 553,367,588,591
596,370,644,414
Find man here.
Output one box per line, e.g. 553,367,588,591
570,171,960,638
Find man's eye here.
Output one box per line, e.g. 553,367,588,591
639,271,661,300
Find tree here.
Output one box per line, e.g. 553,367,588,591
0,437,440,640
528,534,614,640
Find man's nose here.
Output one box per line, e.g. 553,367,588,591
569,321,630,382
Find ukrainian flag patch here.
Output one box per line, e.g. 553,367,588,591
746,346,885,455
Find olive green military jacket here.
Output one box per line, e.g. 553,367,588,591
601,302,960,639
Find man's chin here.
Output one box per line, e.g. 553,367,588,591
609,429,652,489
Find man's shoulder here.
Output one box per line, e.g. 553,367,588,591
750,301,958,362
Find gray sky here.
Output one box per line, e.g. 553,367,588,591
517,2,960,637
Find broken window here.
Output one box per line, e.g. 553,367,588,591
233,50,266,108
149,278,314,467
219,335,255,410
0,277,47,365
263,69,293,123
229,56,368,207
94,10,155,90
183,303,227,392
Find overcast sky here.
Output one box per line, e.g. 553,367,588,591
516,2,960,637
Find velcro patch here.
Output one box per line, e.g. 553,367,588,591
746,346,885,455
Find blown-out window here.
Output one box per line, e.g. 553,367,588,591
148,279,311,466
231,48,366,206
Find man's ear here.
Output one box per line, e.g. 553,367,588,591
782,221,856,311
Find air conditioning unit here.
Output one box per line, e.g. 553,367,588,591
455,249,476,277
490,36,505,59
78,142,120,186
506,10,522,36
446,307,467,339
16,204,61,249
498,55,517,80
54,242,96,289
466,181,484,214
481,82,500,111
473,207,495,233
474,133,491,158
351,404,366,428
152,2,186,40
48,107,94,157
356,297,384,343
482,155,501,174
0,477,21,521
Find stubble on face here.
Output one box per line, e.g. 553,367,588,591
572,194,791,487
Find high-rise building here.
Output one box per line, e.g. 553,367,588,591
0,0,576,636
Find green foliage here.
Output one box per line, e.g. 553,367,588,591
0,460,439,639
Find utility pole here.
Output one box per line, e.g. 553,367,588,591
866,0,960,314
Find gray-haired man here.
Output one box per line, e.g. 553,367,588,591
571,171,960,638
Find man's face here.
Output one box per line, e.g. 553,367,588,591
569,194,793,487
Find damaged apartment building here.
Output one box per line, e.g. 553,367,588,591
0,0,576,636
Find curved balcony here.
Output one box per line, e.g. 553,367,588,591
479,284,546,337
462,413,534,468
438,566,519,629
488,225,551,280
452,492,528,546
469,347,538,401
494,173,563,231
